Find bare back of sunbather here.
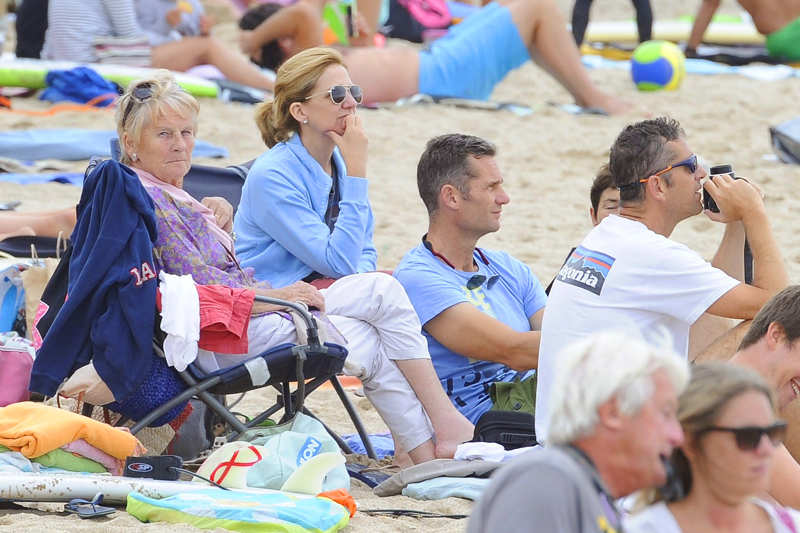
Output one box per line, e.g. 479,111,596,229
341,47,420,104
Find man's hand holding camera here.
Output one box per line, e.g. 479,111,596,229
703,172,765,224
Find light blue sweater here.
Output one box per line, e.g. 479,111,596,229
234,134,377,288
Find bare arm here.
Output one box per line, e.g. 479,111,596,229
705,175,787,319
239,2,323,56
710,221,745,281
424,305,543,371
687,0,721,51
767,445,800,509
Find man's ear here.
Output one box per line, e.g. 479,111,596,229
645,174,669,201
765,321,788,350
597,396,624,430
439,184,460,211
589,206,599,226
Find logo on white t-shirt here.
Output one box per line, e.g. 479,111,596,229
556,245,615,296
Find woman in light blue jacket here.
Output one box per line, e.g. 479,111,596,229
234,47,474,466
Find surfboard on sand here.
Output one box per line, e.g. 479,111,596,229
584,18,764,45
0,57,219,98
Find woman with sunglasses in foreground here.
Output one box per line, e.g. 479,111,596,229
626,362,800,532
233,47,475,465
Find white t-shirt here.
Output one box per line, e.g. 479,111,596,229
535,215,738,443
625,500,800,532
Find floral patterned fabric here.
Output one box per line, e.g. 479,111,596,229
142,183,267,290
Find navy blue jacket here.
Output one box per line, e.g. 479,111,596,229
31,160,159,401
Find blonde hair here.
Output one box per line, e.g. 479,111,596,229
254,47,345,147
115,70,200,165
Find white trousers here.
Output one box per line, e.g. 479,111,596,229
211,272,434,452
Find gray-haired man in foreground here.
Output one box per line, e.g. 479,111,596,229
468,331,689,532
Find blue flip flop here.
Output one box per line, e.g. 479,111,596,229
64,493,115,519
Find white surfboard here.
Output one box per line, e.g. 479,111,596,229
585,19,764,45
0,473,311,504
0,57,219,97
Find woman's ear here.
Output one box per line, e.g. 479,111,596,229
121,132,135,158
288,101,307,125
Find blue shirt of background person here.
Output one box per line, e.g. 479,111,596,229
395,242,547,423
234,133,377,287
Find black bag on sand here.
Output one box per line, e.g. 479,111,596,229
472,410,536,450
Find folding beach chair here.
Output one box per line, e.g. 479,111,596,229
32,160,377,459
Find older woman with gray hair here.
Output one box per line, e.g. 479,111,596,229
114,71,471,464
626,362,800,532
468,331,688,533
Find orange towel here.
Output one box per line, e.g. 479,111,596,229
0,402,143,459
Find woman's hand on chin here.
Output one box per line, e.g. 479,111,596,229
201,196,234,232
326,114,367,178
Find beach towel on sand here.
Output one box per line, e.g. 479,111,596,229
0,129,227,161
0,402,143,460
127,487,350,532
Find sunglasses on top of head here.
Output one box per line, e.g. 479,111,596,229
121,82,155,129
701,421,787,452
305,85,363,105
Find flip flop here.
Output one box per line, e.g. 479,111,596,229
346,462,393,488
64,493,115,519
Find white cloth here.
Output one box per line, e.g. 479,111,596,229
536,215,739,443
625,499,800,532
205,272,435,452
158,271,200,372
454,442,536,462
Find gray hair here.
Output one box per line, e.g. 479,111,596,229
115,70,199,165
416,134,497,216
547,331,689,445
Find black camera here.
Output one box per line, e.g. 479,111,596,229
703,164,735,213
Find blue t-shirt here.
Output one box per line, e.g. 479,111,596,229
394,243,547,422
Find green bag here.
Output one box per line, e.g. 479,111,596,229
489,373,536,414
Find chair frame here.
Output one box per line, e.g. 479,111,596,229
127,295,377,459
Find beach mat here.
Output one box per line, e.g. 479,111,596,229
0,172,83,185
581,55,800,80
0,129,228,161
583,42,798,67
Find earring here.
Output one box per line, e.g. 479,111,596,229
302,119,308,124
131,153,137,161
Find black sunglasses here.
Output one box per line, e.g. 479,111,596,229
466,273,500,290
305,85,363,105
702,421,787,451
121,82,155,129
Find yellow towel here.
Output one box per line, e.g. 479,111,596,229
0,402,143,459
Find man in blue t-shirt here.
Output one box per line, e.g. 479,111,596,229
394,134,546,423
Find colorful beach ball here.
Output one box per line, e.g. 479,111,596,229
630,40,686,91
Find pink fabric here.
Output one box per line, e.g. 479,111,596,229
134,167,234,251
61,439,125,475
197,285,254,354
0,347,33,406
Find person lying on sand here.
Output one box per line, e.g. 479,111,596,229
687,0,800,61
237,0,630,113
43,0,274,91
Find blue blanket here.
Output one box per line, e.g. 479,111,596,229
0,172,83,186
0,129,228,161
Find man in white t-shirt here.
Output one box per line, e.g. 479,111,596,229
536,116,788,444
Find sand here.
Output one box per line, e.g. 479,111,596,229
1,0,799,530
